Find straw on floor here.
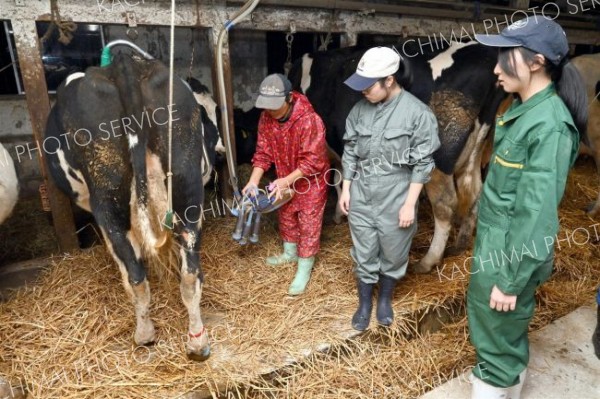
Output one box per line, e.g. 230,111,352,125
0,159,598,398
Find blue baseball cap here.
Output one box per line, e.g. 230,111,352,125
475,16,569,65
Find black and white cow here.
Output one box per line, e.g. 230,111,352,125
288,41,507,273
186,77,226,158
45,53,220,360
0,142,18,225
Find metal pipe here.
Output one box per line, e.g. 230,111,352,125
216,0,261,193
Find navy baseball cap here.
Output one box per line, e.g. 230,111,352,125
475,16,569,65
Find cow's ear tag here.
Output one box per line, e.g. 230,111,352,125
100,47,113,67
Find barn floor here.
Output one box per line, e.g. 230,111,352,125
0,158,599,398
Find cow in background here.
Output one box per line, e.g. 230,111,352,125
288,41,507,273
0,143,18,225
572,53,600,215
45,54,220,360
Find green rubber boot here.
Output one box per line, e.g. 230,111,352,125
288,257,314,296
266,242,298,266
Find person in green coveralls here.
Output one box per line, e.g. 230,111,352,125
339,47,440,331
469,16,588,399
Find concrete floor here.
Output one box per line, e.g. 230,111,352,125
421,304,600,399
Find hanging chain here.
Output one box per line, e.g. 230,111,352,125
188,34,196,81
284,22,296,75
284,33,294,75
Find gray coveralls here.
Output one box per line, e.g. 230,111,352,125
342,90,440,284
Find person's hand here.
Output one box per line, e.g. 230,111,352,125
338,189,350,216
268,178,290,201
242,181,259,197
398,203,415,228
490,285,517,312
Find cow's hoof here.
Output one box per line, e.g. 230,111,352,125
187,345,211,362
413,261,433,274
134,323,156,346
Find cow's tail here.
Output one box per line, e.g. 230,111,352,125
112,55,157,247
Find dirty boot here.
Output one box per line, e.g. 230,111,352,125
266,242,298,266
376,274,397,326
288,257,314,295
470,374,509,399
352,279,374,331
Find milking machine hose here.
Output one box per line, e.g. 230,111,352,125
100,40,155,67
216,0,261,194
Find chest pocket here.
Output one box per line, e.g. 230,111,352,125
355,124,373,159
489,141,527,194
383,128,411,164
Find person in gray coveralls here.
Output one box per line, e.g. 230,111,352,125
339,47,440,331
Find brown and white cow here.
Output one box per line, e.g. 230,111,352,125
288,41,507,273
45,54,220,360
572,53,600,215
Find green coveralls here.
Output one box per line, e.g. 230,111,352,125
342,90,440,284
468,83,579,388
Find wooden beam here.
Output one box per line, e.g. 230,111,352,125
10,19,79,252
0,1,598,45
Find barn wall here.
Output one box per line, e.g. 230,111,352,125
0,98,31,138
230,29,268,111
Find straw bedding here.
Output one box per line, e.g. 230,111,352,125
0,159,598,398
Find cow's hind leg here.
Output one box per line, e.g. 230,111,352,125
446,168,480,256
414,169,456,274
585,147,600,216
99,224,155,346
327,148,345,225
175,204,210,361
446,121,489,256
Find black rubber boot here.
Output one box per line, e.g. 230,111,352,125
352,280,374,331
593,305,600,359
377,274,397,326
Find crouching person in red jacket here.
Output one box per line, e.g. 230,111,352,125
242,74,330,296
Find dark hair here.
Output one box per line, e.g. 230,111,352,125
393,57,412,90
498,47,588,135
